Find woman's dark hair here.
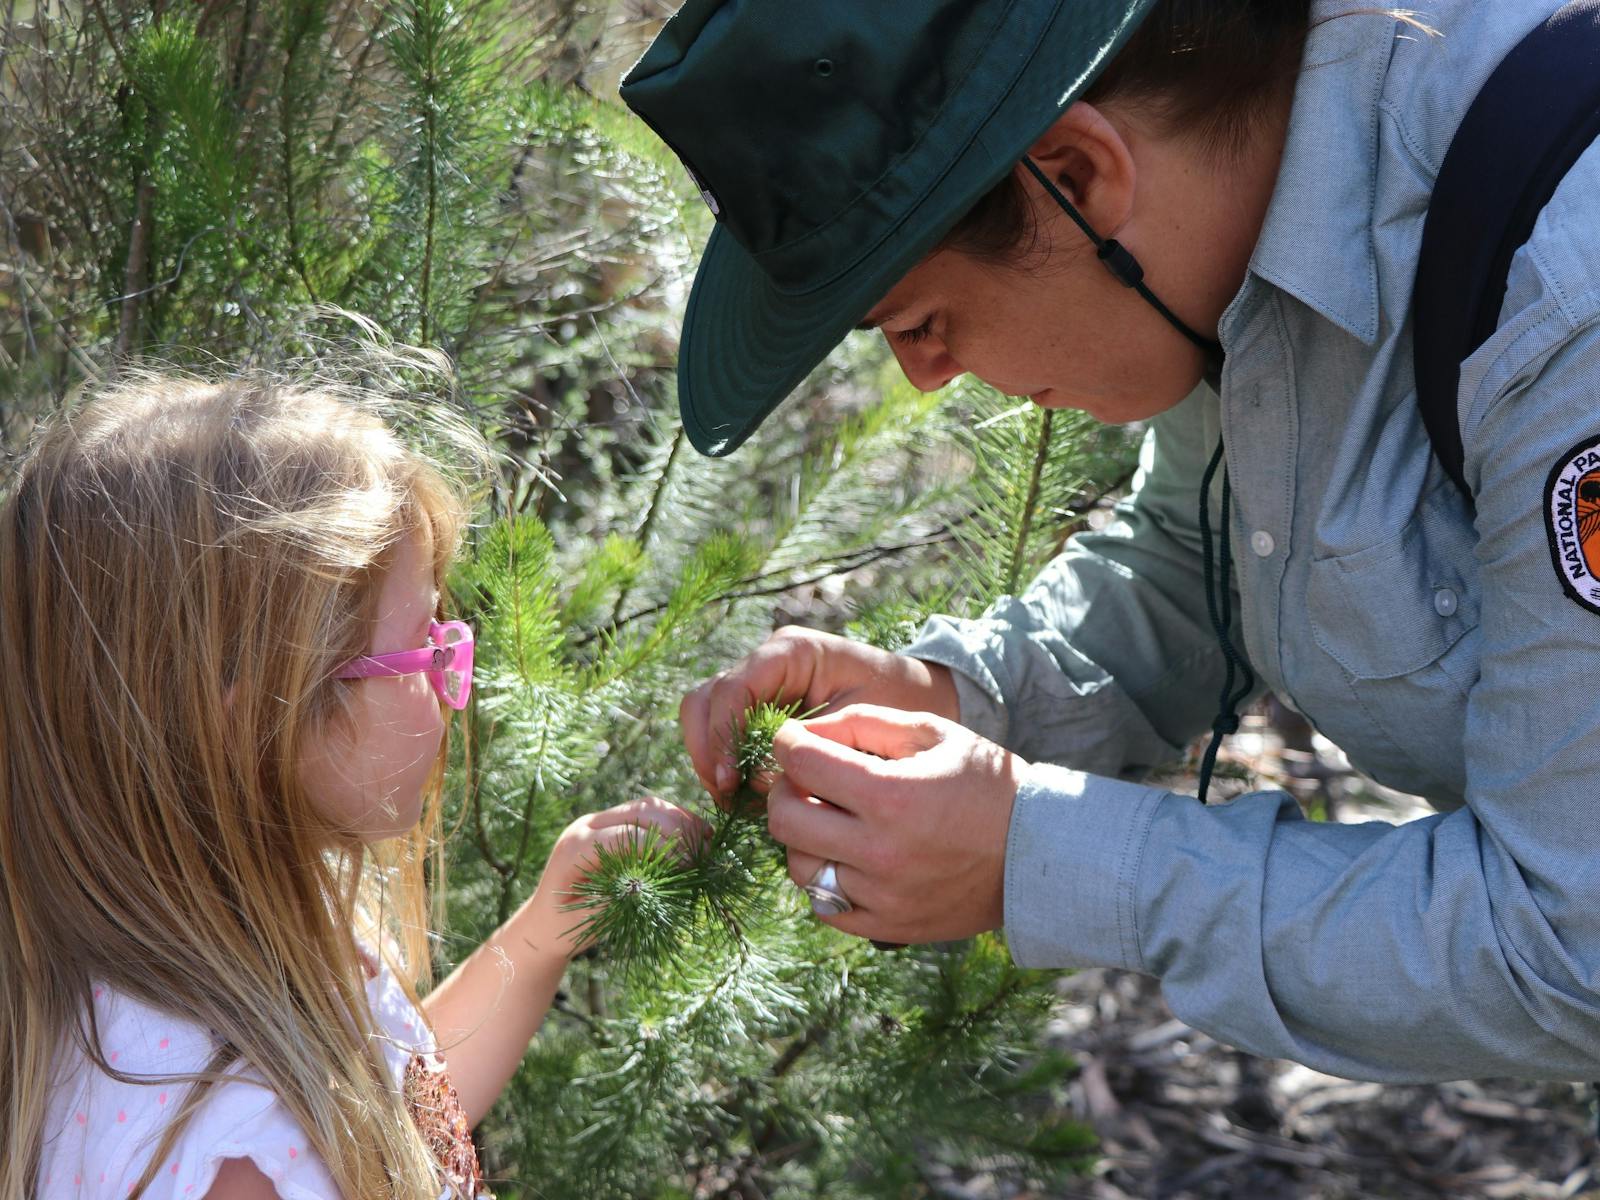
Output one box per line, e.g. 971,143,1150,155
944,0,1315,258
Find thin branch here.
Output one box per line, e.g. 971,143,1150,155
550,988,609,1040
86,0,132,82
0,191,41,361
577,520,966,649
496,723,552,924
416,2,440,342
320,2,395,161
1051,461,1138,557
608,424,683,625
228,0,260,100
576,443,1136,650
768,1024,823,1082
105,224,216,307
11,269,100,384
1004,409,1053,597
114,166,155,362
467,726,512,884
447,220,524,359
279,10,319,302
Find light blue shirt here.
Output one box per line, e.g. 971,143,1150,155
904,0,1600,1081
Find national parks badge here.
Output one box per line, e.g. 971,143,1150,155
1546,435,1600,613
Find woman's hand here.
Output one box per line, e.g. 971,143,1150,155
526,796,707,958
680,626,960,801
766,704,1024,945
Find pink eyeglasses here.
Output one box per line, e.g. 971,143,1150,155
336,619,475,710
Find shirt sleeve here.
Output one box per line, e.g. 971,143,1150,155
1005,309,1600,1082
59,961,433,1200
34,991,343,1200
903,382,1257,778
169,1086,341,1200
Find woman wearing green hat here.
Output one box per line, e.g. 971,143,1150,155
626,0,1600,1082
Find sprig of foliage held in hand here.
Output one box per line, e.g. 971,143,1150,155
730,698,812,808
563,700,810,967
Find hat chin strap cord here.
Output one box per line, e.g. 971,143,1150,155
1019,156,1223,370
1019,156,1243,805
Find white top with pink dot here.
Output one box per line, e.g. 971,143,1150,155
36,958,435,1199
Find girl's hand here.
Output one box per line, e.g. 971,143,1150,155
680,626,960,802
766,705,1024,945
427,796,707,1125
525,796,707,959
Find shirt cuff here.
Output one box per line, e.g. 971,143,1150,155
1003,761,1165,972
901,617,1010,746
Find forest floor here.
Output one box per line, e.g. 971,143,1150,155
932,703,1600,1200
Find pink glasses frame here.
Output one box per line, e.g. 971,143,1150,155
335,619,475,710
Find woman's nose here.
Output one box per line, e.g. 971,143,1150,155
886,335,963,393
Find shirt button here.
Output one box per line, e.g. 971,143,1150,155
1250,530,1276,557
1434,587,1459,617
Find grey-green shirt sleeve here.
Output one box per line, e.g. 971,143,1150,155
902,384,1243,779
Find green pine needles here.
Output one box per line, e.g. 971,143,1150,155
564,828,700,965
561,698,809,966
732,699,810,797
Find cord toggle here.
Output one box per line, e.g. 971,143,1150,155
1097,239,1145,288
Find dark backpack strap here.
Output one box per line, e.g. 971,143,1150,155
1413,0,1600,502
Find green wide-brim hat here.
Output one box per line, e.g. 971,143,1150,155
621,0,1157,456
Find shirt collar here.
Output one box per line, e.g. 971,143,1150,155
1242,5,1397,346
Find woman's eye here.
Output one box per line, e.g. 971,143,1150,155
894,318,934,346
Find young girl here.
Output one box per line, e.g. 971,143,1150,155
0,370,699,1198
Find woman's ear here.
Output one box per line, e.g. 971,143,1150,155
1022,101,1139,239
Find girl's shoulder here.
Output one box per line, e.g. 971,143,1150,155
38,963,434,1199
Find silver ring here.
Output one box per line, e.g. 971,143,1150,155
803,860,853,916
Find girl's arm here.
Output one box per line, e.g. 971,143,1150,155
422,796,701,1126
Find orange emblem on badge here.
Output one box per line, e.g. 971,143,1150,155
1581,471,1600,576
1545,436,1600,613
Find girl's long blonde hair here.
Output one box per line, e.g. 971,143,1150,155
0,359,489,1198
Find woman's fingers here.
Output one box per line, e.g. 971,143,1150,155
680,645,794,798
681,672,764,797
770,705,942,816
704,671,761,783
679,627,890,802
785,847,878,917
678,681,722,795
765,775,860,864
793,703,945,759
785,845,827,891
771,709,1022,944
784,848,870,906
